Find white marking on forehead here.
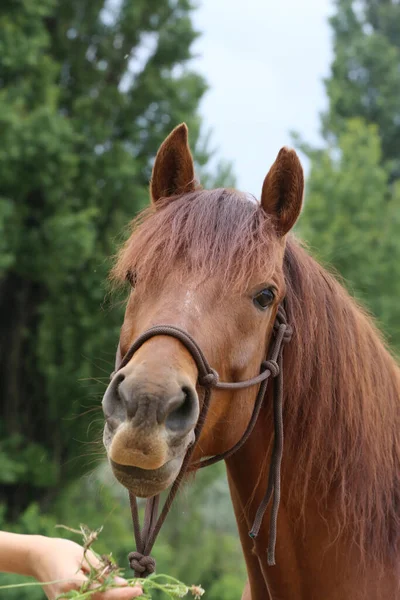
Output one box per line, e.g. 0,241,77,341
183,288,201,316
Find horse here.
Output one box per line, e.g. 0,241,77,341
102,123,400,599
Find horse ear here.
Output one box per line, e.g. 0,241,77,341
150,123,196,205
260,147,304,236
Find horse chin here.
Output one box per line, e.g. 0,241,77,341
109,456,184,498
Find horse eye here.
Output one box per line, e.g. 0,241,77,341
253,288,275,310
126,270,137,288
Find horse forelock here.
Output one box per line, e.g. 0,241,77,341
111,188,281,292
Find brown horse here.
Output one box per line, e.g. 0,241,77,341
102,124,400,599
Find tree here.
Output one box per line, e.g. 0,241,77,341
323,0,400,181
294,0,400,351
296,119,400,349
0,0,230,519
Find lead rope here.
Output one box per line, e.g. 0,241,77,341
248,344,285,565
112,306,292,576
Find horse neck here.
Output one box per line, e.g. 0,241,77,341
281,239,400,540
225,402,400,600
225,239,400,597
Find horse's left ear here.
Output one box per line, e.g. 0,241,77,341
261,147,304,236
150,123,196,205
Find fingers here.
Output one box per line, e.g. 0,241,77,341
50,572,92,600
92,585,143,599
58,577,142,600
74,549,143,598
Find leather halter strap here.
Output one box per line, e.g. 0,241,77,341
110,305,292,576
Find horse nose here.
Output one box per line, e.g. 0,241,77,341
102,373,199,435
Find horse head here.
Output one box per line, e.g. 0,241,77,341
102,123,304,498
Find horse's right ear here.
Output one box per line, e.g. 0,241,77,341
260,147,304,236
150,123,196,206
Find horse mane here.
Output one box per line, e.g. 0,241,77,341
112,187,400,563
111,189,280,292
282,239,400,563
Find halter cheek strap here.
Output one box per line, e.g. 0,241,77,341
108,305,292,576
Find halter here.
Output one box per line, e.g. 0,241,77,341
109,305,292,576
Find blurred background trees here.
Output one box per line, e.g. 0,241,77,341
0,0,239,597
296,0,400,350
0,0,212,517
1,0,399,598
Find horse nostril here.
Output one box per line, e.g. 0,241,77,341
117,375,142,420
115,372,125,388
102,372,126,420
165,386,197,433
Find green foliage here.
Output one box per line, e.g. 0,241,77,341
297,119,400,348
0,1,242,597
0,0,223,515
0,434,59,486
323,0,400,180
295,0,400,351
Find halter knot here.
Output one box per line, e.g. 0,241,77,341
199,369,219,388
128,551,156,577
262,359,280,378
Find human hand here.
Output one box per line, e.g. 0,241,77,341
29,536,142,599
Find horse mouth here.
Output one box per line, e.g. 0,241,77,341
109,456,184,498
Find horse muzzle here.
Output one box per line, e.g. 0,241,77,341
101,362,199,496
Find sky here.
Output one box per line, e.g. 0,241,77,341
191,0,334,195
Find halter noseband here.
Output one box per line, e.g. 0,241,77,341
109,305,292,576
